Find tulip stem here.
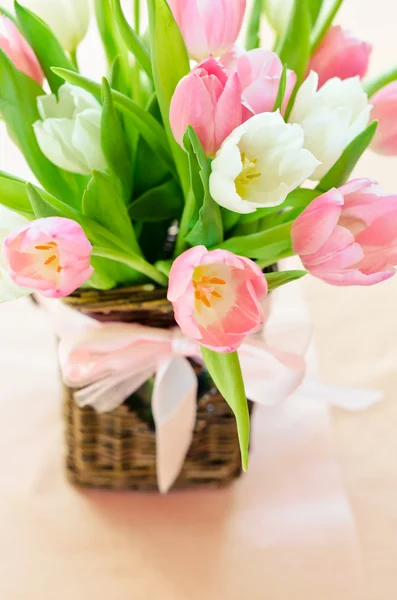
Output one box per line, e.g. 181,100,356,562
311,0,344,52
69,49,79,71
364,67,397,98
245,0,263,50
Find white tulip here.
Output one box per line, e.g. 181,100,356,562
209,111,319,214
33,83,106,175
19,0,90,52
0,206,31,303
265,0,294,36
290,72,372,180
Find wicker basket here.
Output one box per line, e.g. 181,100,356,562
62,285,249,491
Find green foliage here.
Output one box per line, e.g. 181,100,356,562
272,64,288,112
14,1,76,93
318,122,378,192
0,52,84,207
201,347,250,471
219,222,292,259
113,0,152,79
365,67,397,98
147,0,190,196
311,0,345,51
129,179,183,222
277,0,311,85
308,0,323,26
183,128,223,249
101,78,133,202
0,171,37,217
25,184,167,286
94,0,129,90
82,170,140,253
245,0,264,50
265,270,308,290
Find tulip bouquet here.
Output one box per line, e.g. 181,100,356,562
1,0,397,471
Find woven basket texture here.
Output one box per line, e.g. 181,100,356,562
62,285,247,491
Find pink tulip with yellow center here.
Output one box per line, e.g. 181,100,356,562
170,57,251,157
167,246,268,352
291,179,397,286
167,0,246,62
370,82,397,156
3,217,94,298
221,47,297,114
0,16,44,84
309,26,371,88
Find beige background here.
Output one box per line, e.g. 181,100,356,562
305,2,397,598
0,1,397,599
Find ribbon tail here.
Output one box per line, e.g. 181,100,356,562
152,357,197,494
298,377,383,410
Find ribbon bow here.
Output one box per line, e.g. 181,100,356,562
54,290,382,493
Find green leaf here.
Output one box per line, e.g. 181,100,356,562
238,189,320,226
26,183,69,218
87,258,118,289
133,94,169,196
311,0,345,51
129,179,183,222
201,348,250,471
113,0,152,79
364,66,397,98
245,0,264,50
272,64,288,112
248,239,292,261
94,0,129,89
265,270,307,290
155,259,172,278
308,0,323,26
222,208,241,233
0,52,84,207
52,67,176,179
183,128,223,249
0,171,36,216
277,0,311,85
14,1,76,93
109,56,139,169
219,222,292,258
317,121,378,192
147,0,190,196
101,78,133,202
83,170,140,253
175,124,207,247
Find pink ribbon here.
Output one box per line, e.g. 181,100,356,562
54,293,382,494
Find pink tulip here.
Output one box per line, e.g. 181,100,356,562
291,179,397,286
168,0,246,61
308,26,371,88
370,82,397,155
0,16,44,85
3,217,94,298
221,47,297,114
167,245,268,352
170,57,251,156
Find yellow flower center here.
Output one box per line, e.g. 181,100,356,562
192,270,226,309
235,152,261,199
35,240,62,274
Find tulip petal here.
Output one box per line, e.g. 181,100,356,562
292,189,344,255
